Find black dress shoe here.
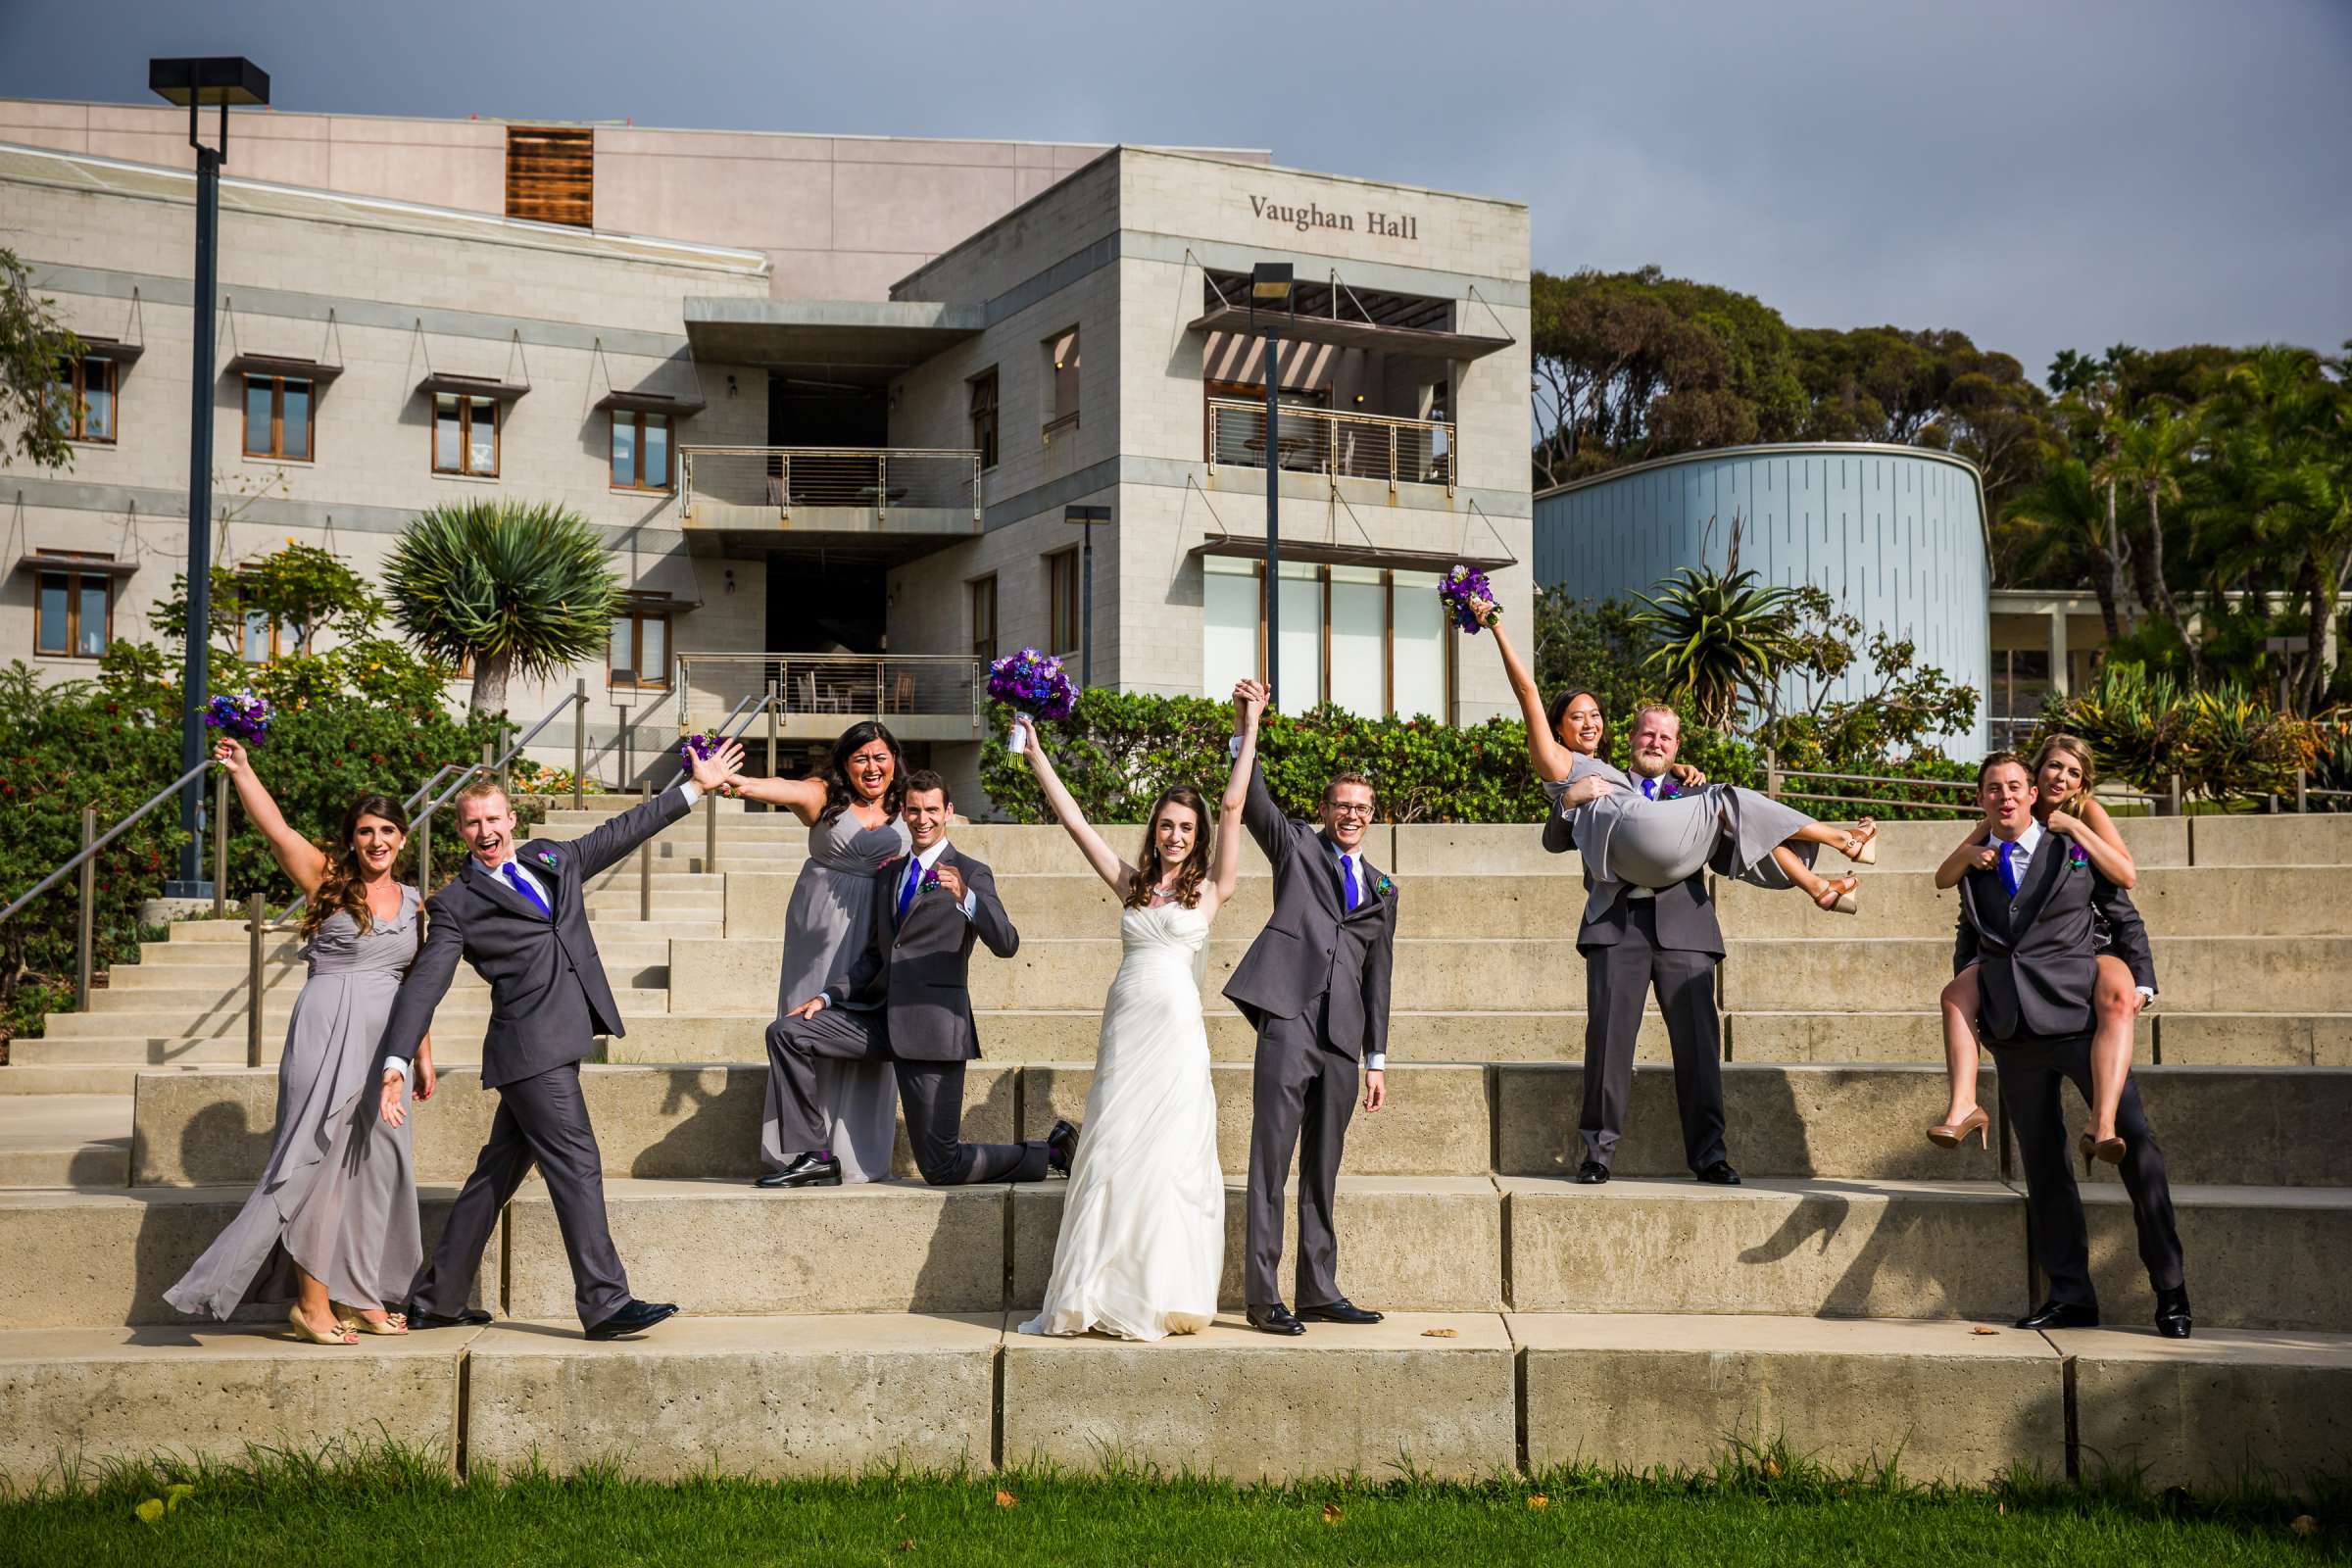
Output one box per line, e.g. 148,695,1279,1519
755,1152,842,1189
1297,1298,1383,1325
1575,1160,1611,1185
1695,1161,1742,1186
401,1304,491,1329
585,1298,678,1341
1247,1302,1305,1336
2154,1286,2192,1340
2015,1298,2100,1331
1046,1119,1079,1177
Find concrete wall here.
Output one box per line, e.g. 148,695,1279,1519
1535,445,1992,752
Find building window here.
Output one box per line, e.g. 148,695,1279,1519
505,125,593,227
1200,558,1449,720
608,604,670,689
242,374,313,461
434,393,500,477
1047,548,1081,657
968,368,1000,470
34,560,114,659
969,574,998,662
1043,327,1080,441
611,409,673,492
45,357,117,444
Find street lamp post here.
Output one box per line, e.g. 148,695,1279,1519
151,57,270,898
1249,263,1295,705
1063,504,1111,688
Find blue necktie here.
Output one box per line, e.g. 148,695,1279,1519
503,862,551,918
1340,853,1359,912
897,861,920,922
1998,840,2020,898
1642,777,1657,800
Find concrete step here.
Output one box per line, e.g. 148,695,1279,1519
42,997,656,1041
0,1095,129,1187
108,940,688,989
2048,1324,2352,1489
1717,864,2352,939
0,1185,487,1328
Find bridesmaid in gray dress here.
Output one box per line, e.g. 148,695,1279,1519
166,738,435,1344
731,720,908,1183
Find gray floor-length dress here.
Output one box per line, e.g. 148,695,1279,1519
760,810,909,1182
1546,753,1822,892
165,886,423,1319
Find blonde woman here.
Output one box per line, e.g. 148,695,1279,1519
1929,734,2153,1159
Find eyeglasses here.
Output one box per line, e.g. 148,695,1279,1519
1327,803,1374,819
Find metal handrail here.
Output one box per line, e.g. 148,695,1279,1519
0,759,214,926
1205,397,1456,496
678,444,984,524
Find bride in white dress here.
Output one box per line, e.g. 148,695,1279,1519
1013,701,1256,1340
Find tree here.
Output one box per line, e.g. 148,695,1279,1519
150,540,386,659
2094,402,2198,637
384,500,618,714
2003,458,2124,640
1628,518,1801,730
0,247,82,472
1758,585,1980,766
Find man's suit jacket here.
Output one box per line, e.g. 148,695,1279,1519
1222,760,1398,1061
1953,831,2157,1043
376,783,693,1089
1543,789,1726,956
824,844,1018,1062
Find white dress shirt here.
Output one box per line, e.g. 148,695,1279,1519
381,780,702,1082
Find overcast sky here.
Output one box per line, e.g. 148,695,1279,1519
6,0,2345,383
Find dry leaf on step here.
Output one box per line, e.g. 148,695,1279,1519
1422,1327,1459,1338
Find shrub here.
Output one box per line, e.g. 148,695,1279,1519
2038,662,2320,803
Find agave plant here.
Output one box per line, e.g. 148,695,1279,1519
1630,564,1800,731
2040,661,2318,804
385,499,619,713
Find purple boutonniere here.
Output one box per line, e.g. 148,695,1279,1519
1374,874,1396,899
920,869,945,894
537,850,559,870
2068,844,2089,869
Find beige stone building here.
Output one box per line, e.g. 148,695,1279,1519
0,101,1531,809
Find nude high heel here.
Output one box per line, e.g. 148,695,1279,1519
1846,818,1879,866
2092,1135,2127,1166
1927,1107,1989,1150
1813,877,1860,915
289,1303,357,1347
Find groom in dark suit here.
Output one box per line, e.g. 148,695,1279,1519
1224,681,1398,1336
1956,753,2188,1338
761,769,1074,1188
374,738,745,1340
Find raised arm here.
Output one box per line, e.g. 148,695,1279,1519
724,770,831,825
1230,680,1294,867
1475,600,1576,784
213,739,329,896
1204,686,1263,909
2053,797,2137,890
1021,724,1136,897
1934,820,1995,890
564,739,744,877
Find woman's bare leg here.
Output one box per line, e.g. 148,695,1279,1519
293,1266,342,1338
1792,818,1877,861
2087,956,2140,1144
1940,969,1984,1127
1769,843,1857,910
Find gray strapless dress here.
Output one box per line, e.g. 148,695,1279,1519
165,886,423,1319
760,810,908,1183
1546,753,1821,893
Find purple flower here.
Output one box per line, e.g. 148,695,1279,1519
203,690,271,745
2068,844,2089,868
1438,564,1497,636
679,731,722,764
988,647,1078,722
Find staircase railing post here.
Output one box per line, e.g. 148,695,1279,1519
572,678,588,810
640,778,655,923
75,808,95,1012
765,678,780,810
416,804,432,895
213,768,229,918
706,785,720,876
245,892,266,1069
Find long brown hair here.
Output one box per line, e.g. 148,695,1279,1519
818,720,905,826
301,793,410,941
2030,732,2098,812
1124,786,1213,910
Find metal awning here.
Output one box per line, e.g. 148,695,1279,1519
596,387,707,416
75,336,146,366
683,297,985,384
416,371,529,402
15,554,139,579
1187,304,1513,362
1190,535,1514,573
224,352,344,383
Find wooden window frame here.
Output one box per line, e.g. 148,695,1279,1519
968,368,1001,471
608,605,672,691
242,373,316,461
1047,548,1081,658
34,564,114,660
1042,327,1081,442
434,393,501,478
1222,560,1453,723
45,356,118,444
969,573,999,662
609,408,674,493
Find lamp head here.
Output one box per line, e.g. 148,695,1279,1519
149,57,270,108
1250,262,1295,305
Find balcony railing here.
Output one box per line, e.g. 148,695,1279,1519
678,446,982,525
1206,399,1454,496
674,653,987,733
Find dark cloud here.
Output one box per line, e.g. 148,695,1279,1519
7,0,2345,380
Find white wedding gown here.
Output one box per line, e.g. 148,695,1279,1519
1018,899,1223,1341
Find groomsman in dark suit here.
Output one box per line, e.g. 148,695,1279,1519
1955,753,2189,1338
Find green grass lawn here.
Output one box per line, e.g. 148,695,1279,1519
1,1447,2342,1568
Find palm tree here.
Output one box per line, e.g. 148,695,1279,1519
2007,457,2123,640
1631,562,1800,731
2095,403,2197,635
385,499,619,714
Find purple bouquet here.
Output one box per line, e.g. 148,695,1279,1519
203,690,272,746
1439,564,1497,635
679,731,722,765
988,647,1078,750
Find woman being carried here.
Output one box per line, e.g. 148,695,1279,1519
1013,687,1256,1340
166,739,433,1345
1928,734,2149,1159
1474,597,1877,914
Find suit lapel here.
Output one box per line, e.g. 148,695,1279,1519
1344,856,1390,923
467,857,549,922
1960,864,2010,949
2009,830,2068,934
